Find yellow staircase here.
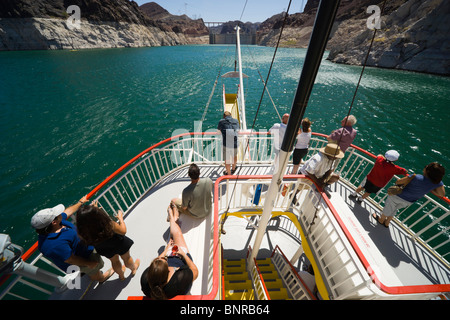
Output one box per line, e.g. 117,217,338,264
223,259,254,300
255,258,290,300
223,258,290,300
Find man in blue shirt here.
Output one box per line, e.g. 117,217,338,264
374,162,445,227
217,111,240,175
31,196,114,282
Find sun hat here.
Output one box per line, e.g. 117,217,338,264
319,143,345,159
385,150,400,162
31,204,65,229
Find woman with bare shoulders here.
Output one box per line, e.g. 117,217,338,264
141,204,198,299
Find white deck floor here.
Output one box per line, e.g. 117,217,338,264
329,182,450,289
51,164,449,300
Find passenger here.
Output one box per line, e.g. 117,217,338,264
141,204,199,299
171,163,213,221
291,118,312,174
373,162,445,228
269,113,289,173
217,111,240,175
269,113,289,155
30,196,114,283
327,115,357,152
299,142,344,196
350,150,408,202
75,202,140,281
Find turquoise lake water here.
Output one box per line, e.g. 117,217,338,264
0,45,449,249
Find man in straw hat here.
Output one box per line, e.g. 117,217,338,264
299,142,344,193
31,195,114,283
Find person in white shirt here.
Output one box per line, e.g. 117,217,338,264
269,113,289,155
269,113,289,173
291,118,312,174
300,142,344,191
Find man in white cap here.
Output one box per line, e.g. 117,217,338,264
31,196,114,283
299,142,345,192
350,150,408,202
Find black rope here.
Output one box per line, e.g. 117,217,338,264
250,0,293,130
332,0,387,157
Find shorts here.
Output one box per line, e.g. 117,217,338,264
223,146,238,163
95,234,134,259
79,251,104,276
172,198,195,217
293,148,308,165
363,178,382,194
382,194,413,217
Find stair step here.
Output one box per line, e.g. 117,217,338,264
223,265,246,273
225,279,252,290
225,289,255,300
224,272,249,281
223,257,291,300
223,259,246,273
256,264,276,272
259,270,278,279
267,287,289,300
223,259,246,266
260,278,283,288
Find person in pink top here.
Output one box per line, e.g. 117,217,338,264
327,115,357,152
350,150,408,202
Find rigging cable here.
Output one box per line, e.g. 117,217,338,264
199,45,231,125
245,45,282,122
331,0,387,158
249,0,292,131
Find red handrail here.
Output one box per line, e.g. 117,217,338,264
86,131,217,200
212,175,450,296
3,132,448,298
312,132,450,205
271,245,317,300
253,257,271,300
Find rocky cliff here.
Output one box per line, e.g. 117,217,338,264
258,0,449,75
139,2,209,44
0,0,189,50
327,0,450,75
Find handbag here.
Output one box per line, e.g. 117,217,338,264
387,174,416,196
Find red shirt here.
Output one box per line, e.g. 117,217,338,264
367,155,408,187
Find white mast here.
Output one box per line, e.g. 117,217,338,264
248,1,341,265
235,26,247,131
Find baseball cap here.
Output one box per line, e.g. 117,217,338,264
385,150,400,162
31,204,65,229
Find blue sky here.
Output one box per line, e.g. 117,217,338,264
134,0,307,23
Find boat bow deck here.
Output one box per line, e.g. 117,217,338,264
47,163,449,300
4,132,449,300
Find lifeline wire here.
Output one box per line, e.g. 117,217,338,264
333,0,388,156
